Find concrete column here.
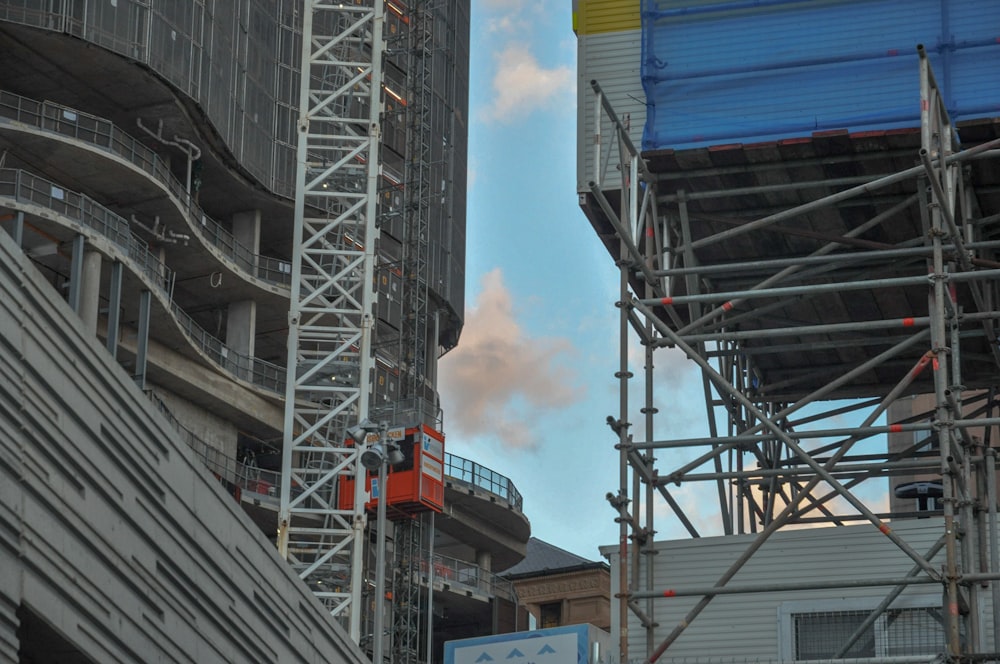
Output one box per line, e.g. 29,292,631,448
78,249,103,335
1,210,24,245
476,549,492,573
232,210,261,252
226,300,257,373
232,210,261,276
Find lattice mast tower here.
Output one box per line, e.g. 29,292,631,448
278,0,385,642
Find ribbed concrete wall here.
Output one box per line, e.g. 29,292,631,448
0,227,366,663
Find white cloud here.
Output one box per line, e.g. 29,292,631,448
483,43,574,123
479,0,540,34
439,268,584,450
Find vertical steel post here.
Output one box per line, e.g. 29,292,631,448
68,234,84,313
987,448,1000,646
12,211,23,246
921,47,963,656
106,261,122,359
616,233,631,664
373,453,388,664
135,289,150,390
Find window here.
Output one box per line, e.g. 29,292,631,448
793,610,875,659
781,598,955,660
539,602,561,629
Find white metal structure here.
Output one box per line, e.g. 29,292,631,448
278,0,385,643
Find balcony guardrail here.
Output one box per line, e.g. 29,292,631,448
0,89,292,286
150,391,521,607
444,453,523,512
0,168,174,294
421,550,518,603
0,167,285,394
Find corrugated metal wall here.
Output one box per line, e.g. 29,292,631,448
641,0,1000,150
605,519,993,660
575,0,646,193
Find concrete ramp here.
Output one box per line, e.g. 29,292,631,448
0,228,366,663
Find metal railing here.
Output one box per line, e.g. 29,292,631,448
150,390,521,607
148,391,282,495
0,168,173,294
422,550,518,602
0,89,292,286
0,167,286,394
444,453,524,512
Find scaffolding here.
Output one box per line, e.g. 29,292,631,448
278,0,385,642
591,48,1000,663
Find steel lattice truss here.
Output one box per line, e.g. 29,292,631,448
278,0,385,642
591,50,1000,664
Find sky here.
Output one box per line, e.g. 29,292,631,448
436,1,892,563
437,0,625,560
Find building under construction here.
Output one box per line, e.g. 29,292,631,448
0,1,529,662
577,0,1000,662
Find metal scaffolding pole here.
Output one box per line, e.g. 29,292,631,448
595,44,1000,664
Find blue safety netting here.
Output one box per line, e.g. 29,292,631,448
640,0,1000,151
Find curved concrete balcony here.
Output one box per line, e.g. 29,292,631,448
0,168,287,412
170,401,530,574
0,90,292,340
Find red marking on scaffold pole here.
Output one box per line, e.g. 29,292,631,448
663,590,676,598
910,353,932,379
646,227,654,237
722,301,734,312
948,602,959,616
890,424,903,433
878,523,891,535
661,297,673,305
933,357,940,371
902,317,915,327
921,99,929,111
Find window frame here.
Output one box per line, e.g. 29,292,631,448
777,594,944,661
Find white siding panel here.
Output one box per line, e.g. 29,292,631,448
604,519,983,661
576,30,645,194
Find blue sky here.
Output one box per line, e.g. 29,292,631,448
436,2,893,562
438,1,625,560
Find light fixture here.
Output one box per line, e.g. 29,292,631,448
360,443,387,470
346,418,379,444
361,441,405,470
386,444,404,466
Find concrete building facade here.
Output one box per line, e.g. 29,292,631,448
501,538,611,633
0,1,529,661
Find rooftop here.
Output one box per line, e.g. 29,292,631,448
500,537,607,579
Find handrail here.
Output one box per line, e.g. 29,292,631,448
0,89,292,286
148,391,283,493
421,550,518,602
2,166,524,515
0,167,286,394
150,390,521,605
444,453,524,512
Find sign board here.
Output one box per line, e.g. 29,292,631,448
445,624,609,664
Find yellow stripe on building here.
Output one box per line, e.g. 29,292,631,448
574,0,640,35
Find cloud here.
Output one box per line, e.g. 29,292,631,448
439,269,584,450
483,43,573,123
479,0,539,33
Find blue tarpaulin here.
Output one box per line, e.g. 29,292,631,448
641,0,1000,150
